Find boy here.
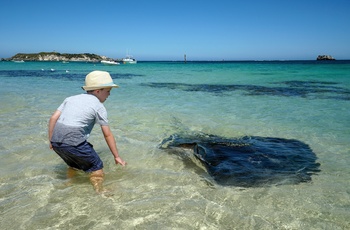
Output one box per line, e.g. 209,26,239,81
48,70,126,193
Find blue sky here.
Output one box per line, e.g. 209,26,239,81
1,0,349,60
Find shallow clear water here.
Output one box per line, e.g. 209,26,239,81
0,61,349,229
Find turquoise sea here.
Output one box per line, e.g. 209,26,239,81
0,60,349,229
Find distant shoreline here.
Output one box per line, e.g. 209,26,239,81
0,52,347,63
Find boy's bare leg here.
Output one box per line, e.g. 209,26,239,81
67,167,78,179
64,167,78,186
89,169,105,193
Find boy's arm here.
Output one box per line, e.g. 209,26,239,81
48,110,61,149
101,125,126,166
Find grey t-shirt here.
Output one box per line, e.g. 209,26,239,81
51,93,108,146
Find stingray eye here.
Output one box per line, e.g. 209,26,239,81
194,144,206,155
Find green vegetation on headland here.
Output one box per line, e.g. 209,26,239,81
2,52,113,62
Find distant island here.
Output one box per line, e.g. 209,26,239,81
2,52,114,62
316,55,335,61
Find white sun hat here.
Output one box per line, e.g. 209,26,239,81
82,70,119,91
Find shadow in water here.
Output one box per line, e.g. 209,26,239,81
142,80,350,100
0,70,144,81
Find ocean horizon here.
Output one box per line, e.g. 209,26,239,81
4,58,350,62
0,60,349,229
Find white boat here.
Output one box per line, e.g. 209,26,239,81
101,60,120,65
122,55,137,64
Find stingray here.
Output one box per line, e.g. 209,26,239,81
159,133,320,187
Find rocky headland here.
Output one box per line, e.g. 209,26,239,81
2,52,112,62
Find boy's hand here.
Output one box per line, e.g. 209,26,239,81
115,156,126,166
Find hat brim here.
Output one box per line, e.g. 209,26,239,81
82,84,119,91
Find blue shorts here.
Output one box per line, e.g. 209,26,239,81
51,141,103,172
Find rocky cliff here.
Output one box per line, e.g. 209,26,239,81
8,52,109,62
